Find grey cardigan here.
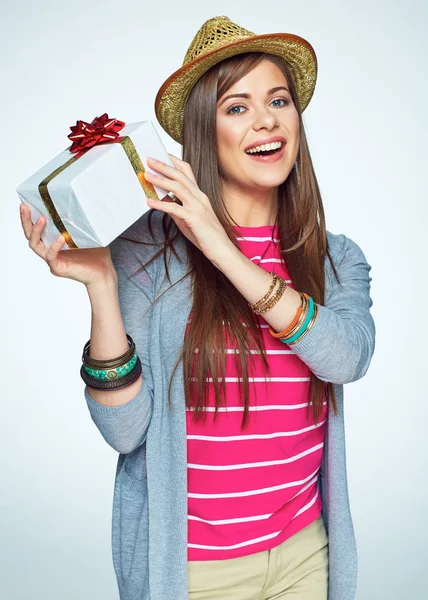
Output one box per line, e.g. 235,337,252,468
84,209,376,600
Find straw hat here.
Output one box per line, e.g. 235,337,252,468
154,15,318,144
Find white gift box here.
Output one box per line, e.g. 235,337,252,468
16,119,174,250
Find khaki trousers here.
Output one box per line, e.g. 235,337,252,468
188,516,328,599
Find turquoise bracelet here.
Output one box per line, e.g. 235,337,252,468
83,353,138,380
279,296,315,344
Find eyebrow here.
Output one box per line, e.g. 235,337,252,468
218,86,290,107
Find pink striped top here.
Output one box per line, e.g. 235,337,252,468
185,224,327,561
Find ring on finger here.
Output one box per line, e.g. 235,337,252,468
170,194,183,206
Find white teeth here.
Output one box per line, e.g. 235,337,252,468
246,141,284,154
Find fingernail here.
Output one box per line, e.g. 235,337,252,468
19,205,24,215
36,216,43,224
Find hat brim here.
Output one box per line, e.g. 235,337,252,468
154,32,318,144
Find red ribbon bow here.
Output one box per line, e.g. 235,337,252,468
67,113,125,153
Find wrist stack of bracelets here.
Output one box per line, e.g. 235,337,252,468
81,272,319,391
80,333,142,391
248,271,320,345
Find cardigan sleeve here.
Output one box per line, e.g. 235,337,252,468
84,219,156,455
289,235,376,384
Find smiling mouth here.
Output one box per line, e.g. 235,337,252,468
245,142,285,156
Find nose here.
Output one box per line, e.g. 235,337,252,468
252,105,279,131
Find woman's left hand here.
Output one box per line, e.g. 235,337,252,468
143,154,233,264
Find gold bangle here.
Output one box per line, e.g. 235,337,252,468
249,272,278,311
288,304,319,345
287,303,320,345
281,297,312,342
269,291,306,338
286,293,310,338
253,277,287,315
280,293,310,338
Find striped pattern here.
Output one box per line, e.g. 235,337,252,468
186,224,327,561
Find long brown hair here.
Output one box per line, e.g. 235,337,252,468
122,52,341,428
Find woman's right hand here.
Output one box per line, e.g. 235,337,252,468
19,204,118,288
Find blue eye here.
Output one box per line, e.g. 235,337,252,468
272,98,289,107
226,97,290,115
228,105,245,115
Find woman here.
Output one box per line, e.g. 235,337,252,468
19,15,375,600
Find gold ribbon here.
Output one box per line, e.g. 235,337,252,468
38,136,159,249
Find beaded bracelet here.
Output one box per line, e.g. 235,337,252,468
252,276,287,315
249,272,278,312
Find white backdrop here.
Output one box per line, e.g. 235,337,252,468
1,1,427,599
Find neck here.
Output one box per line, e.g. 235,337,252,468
220,180,278,227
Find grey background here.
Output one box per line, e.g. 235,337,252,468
1,1,427,598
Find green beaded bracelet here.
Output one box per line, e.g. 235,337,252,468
83,353,138,380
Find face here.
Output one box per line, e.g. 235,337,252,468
216,59,300,193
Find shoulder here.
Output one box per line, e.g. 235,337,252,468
108,209,167,276
326,230,372,269
325,230,373,304
112,208,165,249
